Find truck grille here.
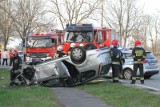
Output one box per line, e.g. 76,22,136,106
29,53,47,58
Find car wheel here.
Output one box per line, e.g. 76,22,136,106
85,43,97,50
144,75,152,79
123,69,132,80
70,46,86,64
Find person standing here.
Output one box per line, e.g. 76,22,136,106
9,49,14,66
131,40,146,84
55,46,65,58
2,49,8,66
68,43,76,55
10,49,22,86
110,40,124,83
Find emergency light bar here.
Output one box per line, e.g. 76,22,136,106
65,24,93,31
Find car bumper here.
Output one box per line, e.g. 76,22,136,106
144,70,159,76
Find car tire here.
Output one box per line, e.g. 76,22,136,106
84,43,97,50
123,69,132,80
70,46,86,64
144,75,152,79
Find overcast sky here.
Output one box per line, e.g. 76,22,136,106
139,0,160,14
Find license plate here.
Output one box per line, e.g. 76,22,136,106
149,63,155,65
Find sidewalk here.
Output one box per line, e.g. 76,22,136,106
0,65,12,70
52,87,111,107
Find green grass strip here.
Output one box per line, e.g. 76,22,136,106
78,80,160,107
0,70,57,107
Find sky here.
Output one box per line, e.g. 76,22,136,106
139,0,160,14
6,0,160,49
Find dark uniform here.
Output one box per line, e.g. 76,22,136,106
110,46,124,83
10,55,22,85
131,46,146,84
55,51,65,58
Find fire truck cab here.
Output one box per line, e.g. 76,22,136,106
25,31,64,63
62,24,119,54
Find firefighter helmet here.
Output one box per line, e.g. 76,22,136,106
12,49,18,56
70,43,76,48
57,45,63,51
79,44,84,47
112,40,118,46
135,40,141,46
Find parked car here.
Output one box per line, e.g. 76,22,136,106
16,46,111,86
18,51,24,61
106,50,159,79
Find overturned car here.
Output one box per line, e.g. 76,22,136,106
16,46,111,87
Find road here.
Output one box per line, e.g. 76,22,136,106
121,72,160,91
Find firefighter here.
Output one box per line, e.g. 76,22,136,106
55,46,65,58
110,40,124,83
131,40,146,84
68,43,76,55
10,49,22,86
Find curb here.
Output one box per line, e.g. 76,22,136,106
120,80,160,92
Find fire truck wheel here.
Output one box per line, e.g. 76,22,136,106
85,43,97,50
70,46,86,64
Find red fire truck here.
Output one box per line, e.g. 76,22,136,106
25,31,64,63
62,24,119,54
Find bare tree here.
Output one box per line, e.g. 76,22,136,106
50,0,101,29
0,0,14,50
11,0,51,47
103,0,143,47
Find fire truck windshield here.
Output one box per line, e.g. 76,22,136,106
26,37,52,48
64,31,93,42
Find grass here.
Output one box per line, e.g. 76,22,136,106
0,70,57,107
78,79,160,107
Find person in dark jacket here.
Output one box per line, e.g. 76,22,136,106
10,49,22,86
67,43,76,56
110,40,124,83
55,46,65,58
131,40,146,84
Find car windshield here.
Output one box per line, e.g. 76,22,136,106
146,52,155,59
26,37,51,48
64,31,93,42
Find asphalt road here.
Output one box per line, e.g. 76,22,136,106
121,72,160,91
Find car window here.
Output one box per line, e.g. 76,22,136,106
146,52,155,59
19,52,23,55
125,53,132,59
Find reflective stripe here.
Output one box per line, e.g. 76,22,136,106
68,51,71,55
56,54,59,58
134,61,143,64
116,54,120,58
113,77,119,80
132,77,136,80
112,62,120,65
140,77,144,80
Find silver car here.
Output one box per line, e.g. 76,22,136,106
21,46,111,86
106,50,159,79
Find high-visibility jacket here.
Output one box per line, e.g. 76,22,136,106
132,46,146,64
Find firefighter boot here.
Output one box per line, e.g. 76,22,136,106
141,80,144,84
130,80,136,84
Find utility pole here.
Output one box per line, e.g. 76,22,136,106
101,0,104,27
